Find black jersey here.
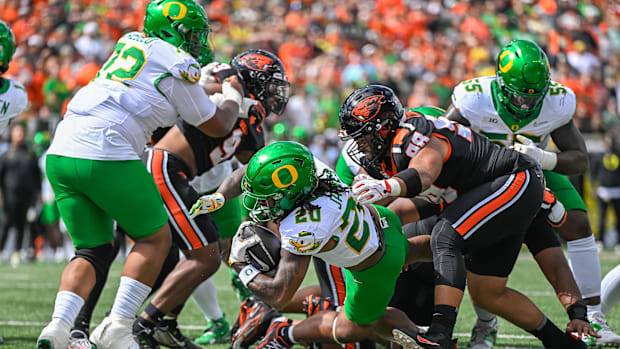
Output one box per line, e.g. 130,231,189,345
176,104,265,176
381,111,538,205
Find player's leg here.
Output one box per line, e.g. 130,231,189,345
40,156,170,349
82,158,171,349
602,264,620,314
192,195,241,344
415,169,543,348
545,171,620,343
134,148,218,348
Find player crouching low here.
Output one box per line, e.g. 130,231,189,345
192,141,431,347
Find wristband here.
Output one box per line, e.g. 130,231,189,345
239,264,261,287
540,150,558,170
567,300,587,321
385,178,402,197
394,168,422,198
222,81,242,106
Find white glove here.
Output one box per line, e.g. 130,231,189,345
512,135,558,170
229,222,261,265
352,178,401,205
189,192,225,219
239,97,258,119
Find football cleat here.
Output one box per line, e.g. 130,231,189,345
393,327,457,349
255,318,294,349
90,313,136,349
302,295,333,317
467,317,498,349
232,297,282,349
194,315,231,344
152,318,200,349
585,311,620,345
37,318,71,349
68,329,97,349
230,268,254,302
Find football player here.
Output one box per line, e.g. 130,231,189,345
197,141,427,347
444,39,620,347
338,85,590,349
0,21,26,135
133,48,287,347
0,19,28,347
36,0,243,347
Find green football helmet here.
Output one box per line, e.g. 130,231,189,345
242,141,317,222
144,0,213,65
494,40,550,118
0,20,16,75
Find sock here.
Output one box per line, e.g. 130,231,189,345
133,315,156,335
288,324,298,344
111,276,151,319
52,290,85,327
192,277,223,321
567,235,602,299
601,264,620,314
430,305,458,338
527,316,564,347
473,305,496,322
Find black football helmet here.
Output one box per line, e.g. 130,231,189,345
231,49,290,115
339,85,404,178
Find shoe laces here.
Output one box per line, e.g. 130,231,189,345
68,330,94,349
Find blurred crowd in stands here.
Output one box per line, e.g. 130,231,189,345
0,0,619,260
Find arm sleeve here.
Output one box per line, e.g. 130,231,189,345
157,75,217,127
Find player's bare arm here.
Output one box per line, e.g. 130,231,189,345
443,104,471,126
196,75,242,137
232,250,311,310
549,119,589,175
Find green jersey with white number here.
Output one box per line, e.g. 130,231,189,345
48,32,215,160
451,76,575,148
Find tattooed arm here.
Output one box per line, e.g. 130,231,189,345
232,250,311,310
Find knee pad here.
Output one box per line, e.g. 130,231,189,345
73,243,116,284
430,219,466,290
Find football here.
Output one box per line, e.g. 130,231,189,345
243,224,281,273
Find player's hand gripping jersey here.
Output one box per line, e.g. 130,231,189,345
279,164,382,268
177,61,266,175
452,76,575,148
382,110,539,206
49,32,215,160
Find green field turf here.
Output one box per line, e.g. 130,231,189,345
2,251,620,348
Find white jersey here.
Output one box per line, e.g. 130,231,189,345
48,32,215,160
0,78,28,134
279,161,381,268
451,76,576,149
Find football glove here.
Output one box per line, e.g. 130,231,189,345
229,222,261,265
189,192,225,219
512,135,558,170
352,178,401,204
541,188,567,227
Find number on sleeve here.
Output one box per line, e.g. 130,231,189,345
340,197,370,254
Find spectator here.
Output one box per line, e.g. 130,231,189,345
591,128,620,248
0,123,41,267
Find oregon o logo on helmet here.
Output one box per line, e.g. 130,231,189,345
272,165,298,188
351,95,385,122
498,51,514,73
163,1,187,20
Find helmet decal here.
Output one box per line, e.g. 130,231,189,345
498,51,513,73
272,165,298,188
163,1,187,19
238,54,275,72
351,95,385,122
